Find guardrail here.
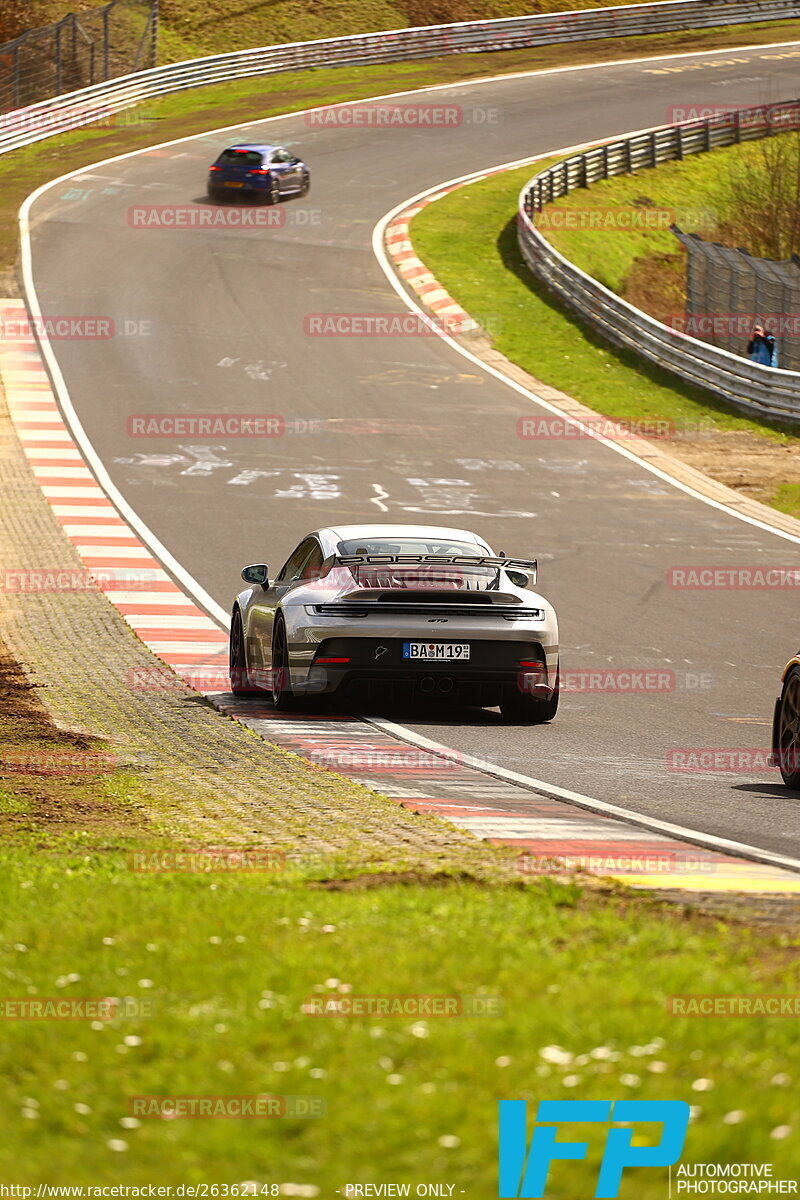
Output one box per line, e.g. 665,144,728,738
518,101,800,423
1,0,800,157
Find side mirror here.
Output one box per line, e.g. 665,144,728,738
241,563,269,587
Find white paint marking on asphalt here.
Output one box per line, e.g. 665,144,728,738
370,483,390,511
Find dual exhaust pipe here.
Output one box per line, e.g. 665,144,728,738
419,675,454,695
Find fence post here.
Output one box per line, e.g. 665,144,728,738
12,41,21,108
54,20,63,94
152,0,159,68
103,3,111,79
650,130,657,166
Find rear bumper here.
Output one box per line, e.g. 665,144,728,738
296,636,555,704
208,176,270,193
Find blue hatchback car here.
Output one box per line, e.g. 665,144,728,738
207,143,310,202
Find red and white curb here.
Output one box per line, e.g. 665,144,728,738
4,290,799,892
0,300,229,685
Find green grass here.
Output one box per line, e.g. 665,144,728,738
11,0,800,62
0,653,799,1184
2,844,799,1187
540,137,767,294
410,164,800,446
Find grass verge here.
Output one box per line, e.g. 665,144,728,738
14,1,800,62
1,628,800,1182
3,829,800,1184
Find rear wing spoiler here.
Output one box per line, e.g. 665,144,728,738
332,554,538,584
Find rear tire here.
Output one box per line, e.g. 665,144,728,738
229,609,257,696
500,667,559,725
271,616,299,711
776,665,800,787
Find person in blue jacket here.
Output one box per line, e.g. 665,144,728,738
747,324,778,367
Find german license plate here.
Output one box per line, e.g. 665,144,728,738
224,181,244,188
403,643,470,661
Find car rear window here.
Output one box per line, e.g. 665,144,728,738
338,538,486,556
217,149,264,166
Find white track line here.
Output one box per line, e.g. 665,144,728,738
363,715,800,874
17,40,800,876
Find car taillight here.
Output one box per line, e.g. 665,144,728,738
519,660,545,669
315,657,351,664
248,169,270,175
209,165,221,171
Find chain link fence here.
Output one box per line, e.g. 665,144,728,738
0,0,157,113
672,227,800,371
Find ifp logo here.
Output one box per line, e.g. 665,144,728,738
498,1099,689,1198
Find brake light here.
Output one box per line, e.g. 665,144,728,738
315,657,351,664
209,165,221,171
519,660,545,669
248,169,270,175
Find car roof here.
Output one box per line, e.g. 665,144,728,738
222,143,280,154
323,524,485,543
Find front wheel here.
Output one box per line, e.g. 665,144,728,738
776,665,800,787
268,178,280,204
229,609,257,695
299,171,310,196
500,667,559,725
271,616,299,711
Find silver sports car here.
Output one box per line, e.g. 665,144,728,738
229,523,559,722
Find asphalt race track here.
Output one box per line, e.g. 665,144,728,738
24,42,800,858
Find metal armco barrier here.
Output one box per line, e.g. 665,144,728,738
518,100,800,423
1,0,800,155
